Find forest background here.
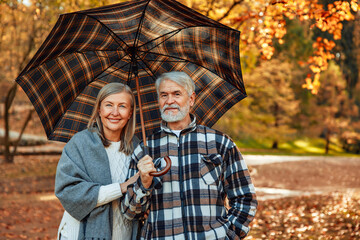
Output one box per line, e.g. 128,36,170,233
1,0,360,157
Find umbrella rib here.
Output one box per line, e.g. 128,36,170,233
136,29,181,53
133,56,160,83
93,55,132,81
135,49,204,69
135,25,237,50
132,24,241,85
134,25,237,66
75,13,131,53
132,0,152,49
135,49,238,87
129,29,182,78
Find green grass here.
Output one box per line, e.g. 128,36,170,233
235,137,360,156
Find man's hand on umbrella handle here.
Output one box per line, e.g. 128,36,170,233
149,156,171,177
137,155,156,189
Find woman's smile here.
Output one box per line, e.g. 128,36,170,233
99,92,133,142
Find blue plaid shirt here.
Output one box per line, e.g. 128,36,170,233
122,116,257,239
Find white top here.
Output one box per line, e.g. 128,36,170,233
171,129,182,138
58,141,133,240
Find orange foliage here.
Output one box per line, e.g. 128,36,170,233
229,0,358,94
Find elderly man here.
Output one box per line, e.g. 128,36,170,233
122,71,257,239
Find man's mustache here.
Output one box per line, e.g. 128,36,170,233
161,104,180,113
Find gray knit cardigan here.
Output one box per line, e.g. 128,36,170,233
55,129,139,240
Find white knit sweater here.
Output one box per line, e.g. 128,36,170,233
58,141,133,240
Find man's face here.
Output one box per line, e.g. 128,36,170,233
158,79,195,123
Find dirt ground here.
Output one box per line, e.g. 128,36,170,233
0,154,359,239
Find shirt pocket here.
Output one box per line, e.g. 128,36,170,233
200,154,223,185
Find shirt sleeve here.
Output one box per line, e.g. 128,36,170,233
96,183,122,207
121,145,153,220
224,144,258,239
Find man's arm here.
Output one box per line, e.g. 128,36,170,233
224,145,258,239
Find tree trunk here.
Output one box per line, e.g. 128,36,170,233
272,140,278,149
12,109,34,156
272,102,279,149
3,83,17,163
4,100,13,163
325,130,330,155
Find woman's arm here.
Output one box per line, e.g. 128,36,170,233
120,173,140,193
96,173,139,207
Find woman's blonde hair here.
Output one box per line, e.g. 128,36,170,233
87,82,136,155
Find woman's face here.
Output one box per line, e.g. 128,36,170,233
99,91,133,142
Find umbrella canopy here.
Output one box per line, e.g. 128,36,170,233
15,0,246,143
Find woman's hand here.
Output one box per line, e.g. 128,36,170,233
120,172,139,194
137,155,156,189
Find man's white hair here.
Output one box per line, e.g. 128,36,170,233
155,71,195,97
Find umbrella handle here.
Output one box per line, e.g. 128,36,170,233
149,156,171,177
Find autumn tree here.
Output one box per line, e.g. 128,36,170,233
0,0,54,163
333,18,359,98
215,58,299,148
352,11,360,106
269,11,360,153
304,61,358,154
183,0,358,93
0,0,121,83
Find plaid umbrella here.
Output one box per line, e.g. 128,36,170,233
15,0,246,144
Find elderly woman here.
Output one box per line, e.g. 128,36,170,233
55,82,139,240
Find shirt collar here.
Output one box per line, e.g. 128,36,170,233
160,114,197,135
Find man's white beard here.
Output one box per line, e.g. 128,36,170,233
161,103,190,123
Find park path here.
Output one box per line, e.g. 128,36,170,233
0,129,47,142
245,154,360,200
244,154,360,165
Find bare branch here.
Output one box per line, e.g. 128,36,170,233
216,0,245,22
205,0,216,17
